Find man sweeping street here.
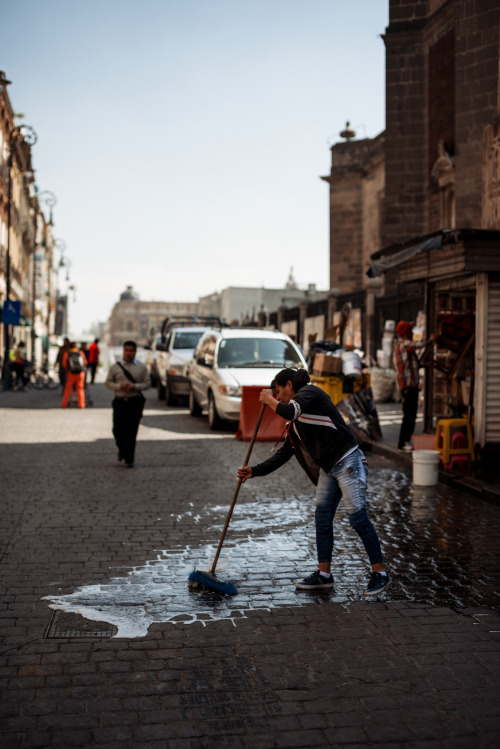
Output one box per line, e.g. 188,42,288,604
237,367,390,596
105,340,150,468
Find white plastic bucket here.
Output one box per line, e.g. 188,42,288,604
342,351,362,376
412,450,440,486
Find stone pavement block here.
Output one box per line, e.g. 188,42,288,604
37,712,97,730
48,731,93,748
365,724,417,743
17,732,53,748
414,720,479,741
1,716,38,732
318,725,367,744
92,726,134,743
273,729,326,747
298,712,329,730
325,711,367,728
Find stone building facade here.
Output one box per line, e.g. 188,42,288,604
322,133,385,293
383,0,500,245
0,71,55,372
324,0,500,298
108,286,198,347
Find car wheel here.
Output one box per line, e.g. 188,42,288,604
189,387,202,416
208,391,224,430
165,379,177,406
157,379,165,401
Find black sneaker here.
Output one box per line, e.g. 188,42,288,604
295,570,334,590
364,571,390,596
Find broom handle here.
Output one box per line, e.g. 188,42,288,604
210,403,266,574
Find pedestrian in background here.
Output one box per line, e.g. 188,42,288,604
56,337,70,390
61,342,87,408
12,341,28,390
393,320,433,452
80,342,90,381
105,340,150,468
87,338,100,384
237,368,390,596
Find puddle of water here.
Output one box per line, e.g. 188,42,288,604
43,495,366,637
43,465,500,637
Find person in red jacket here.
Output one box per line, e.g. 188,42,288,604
61,342,87,408
87,338,100,384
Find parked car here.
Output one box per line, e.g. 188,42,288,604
144,329,162,387
155,316,225,405
187,328,307,429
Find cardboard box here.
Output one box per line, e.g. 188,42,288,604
312,353,343,376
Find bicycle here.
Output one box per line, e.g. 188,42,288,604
29,363,60,390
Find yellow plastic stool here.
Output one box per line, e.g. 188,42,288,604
435,418,474,465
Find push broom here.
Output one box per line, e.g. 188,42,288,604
188,403,266,595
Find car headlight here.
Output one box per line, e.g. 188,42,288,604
168,365,185,376
219,385,241,397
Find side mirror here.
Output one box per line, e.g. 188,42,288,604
197,355,213,368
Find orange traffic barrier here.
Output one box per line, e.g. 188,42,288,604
236,386,286,441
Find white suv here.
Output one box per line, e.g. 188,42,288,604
187,328,307,429
156,326,213,405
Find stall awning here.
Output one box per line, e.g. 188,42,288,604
367,234,443,277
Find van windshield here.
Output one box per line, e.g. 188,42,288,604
217,338,302,368
173,331,204,350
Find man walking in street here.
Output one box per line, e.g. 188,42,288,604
88,338,100,384
105,340,150,468
393,320,433,451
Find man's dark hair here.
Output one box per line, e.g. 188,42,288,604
94,338,100,343
273,368,310,391
123,340,137,349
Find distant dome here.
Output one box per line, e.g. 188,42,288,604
120,285,139,301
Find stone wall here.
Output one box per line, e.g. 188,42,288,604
324,134,385,293
383,0,500,244
455,0,500,228
482,116,500,229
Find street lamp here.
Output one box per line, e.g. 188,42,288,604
53,239,72,338
1,109,38,388
37,190,57,225
63,256,72,282
32,190,56,364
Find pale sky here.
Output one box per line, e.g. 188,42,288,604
3,0,388,337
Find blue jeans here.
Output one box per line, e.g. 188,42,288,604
315,448,382,566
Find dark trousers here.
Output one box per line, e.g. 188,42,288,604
112,397,143,465
12,362,28,387
89,363,98,383
398,386,419,448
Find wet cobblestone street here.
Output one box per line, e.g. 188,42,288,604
1,385,499,748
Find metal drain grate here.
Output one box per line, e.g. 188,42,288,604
45,610,118,639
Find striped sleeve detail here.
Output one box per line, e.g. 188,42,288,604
288,399,302,420
298,413,337,430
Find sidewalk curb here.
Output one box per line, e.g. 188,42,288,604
371,440,500,506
